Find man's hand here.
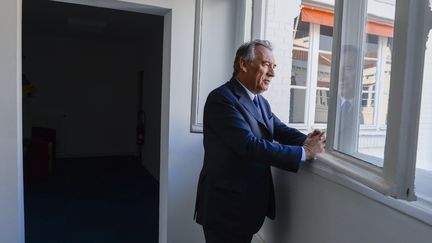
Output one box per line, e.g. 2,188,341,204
303,129,326,161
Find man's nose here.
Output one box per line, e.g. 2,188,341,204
267,67,275,77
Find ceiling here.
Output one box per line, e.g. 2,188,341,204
22,0,163,40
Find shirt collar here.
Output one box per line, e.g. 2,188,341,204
236,79,256,101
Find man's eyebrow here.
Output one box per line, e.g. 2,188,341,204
262,60,277,67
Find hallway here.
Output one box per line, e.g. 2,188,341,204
24,156,159,243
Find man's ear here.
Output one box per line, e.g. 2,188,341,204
239,57,248,73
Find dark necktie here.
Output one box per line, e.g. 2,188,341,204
253,96,259,108
253,96,264,120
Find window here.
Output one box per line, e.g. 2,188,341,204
315,25,333,124
291,5,394,162
319,0,432,202
191,0,253,132
254,0,431,223
290,19,309,124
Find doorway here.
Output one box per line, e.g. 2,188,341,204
22,0,163,242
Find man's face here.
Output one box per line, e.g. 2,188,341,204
242,46,276,94
341,51,357,99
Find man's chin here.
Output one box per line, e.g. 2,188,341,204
260,86,269,92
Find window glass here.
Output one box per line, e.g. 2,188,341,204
315,89,329,123
291,49,308,86
317,52,332,88
315,51,332,124
361,59,377,125
315,24,333,124
290,18,309,124
335,0,395,162
293,19,310,49
379,37,392,126
289,89,306,123
319,25,333,52
365,34,379,58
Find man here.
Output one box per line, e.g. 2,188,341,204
194,40,325,243
338,45,364,153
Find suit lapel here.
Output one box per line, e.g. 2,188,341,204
229,79,269,130
258,95,274,135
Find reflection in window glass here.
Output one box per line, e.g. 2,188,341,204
355,0,395,160
361,60,377,125
290,18,309,125
335,0,395,162
365,34,379,58
293,19,310,49
379,37,393,126
315,90,329,123
289,89,306,123
319,25,333,52
291,49,308,86
318,53,332,88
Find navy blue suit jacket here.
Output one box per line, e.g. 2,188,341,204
194,78,307,235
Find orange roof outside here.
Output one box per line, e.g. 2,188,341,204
301,5,394,37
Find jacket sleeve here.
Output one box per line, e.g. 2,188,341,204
204,90,302,172
272,114,307,146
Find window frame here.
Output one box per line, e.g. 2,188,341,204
190,0,253,132
318,0,431,201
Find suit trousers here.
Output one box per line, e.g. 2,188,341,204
203,227,253,243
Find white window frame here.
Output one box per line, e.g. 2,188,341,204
318,0,431,203
190,0,253,132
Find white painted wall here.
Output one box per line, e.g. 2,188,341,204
0,1,24,242
259,166,432,243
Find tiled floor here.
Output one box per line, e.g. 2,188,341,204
24,156,159,243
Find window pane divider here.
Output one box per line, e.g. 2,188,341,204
290,85,308,90
293,46,309,52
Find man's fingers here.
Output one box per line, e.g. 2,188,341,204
308,129,323,138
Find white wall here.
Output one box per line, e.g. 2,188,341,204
0,1,24,242
259,166,432,243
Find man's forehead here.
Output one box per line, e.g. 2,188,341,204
255,46,275,61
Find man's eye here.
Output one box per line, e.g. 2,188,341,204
263,62,276,69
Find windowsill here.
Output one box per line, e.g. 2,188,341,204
302,152,432,226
